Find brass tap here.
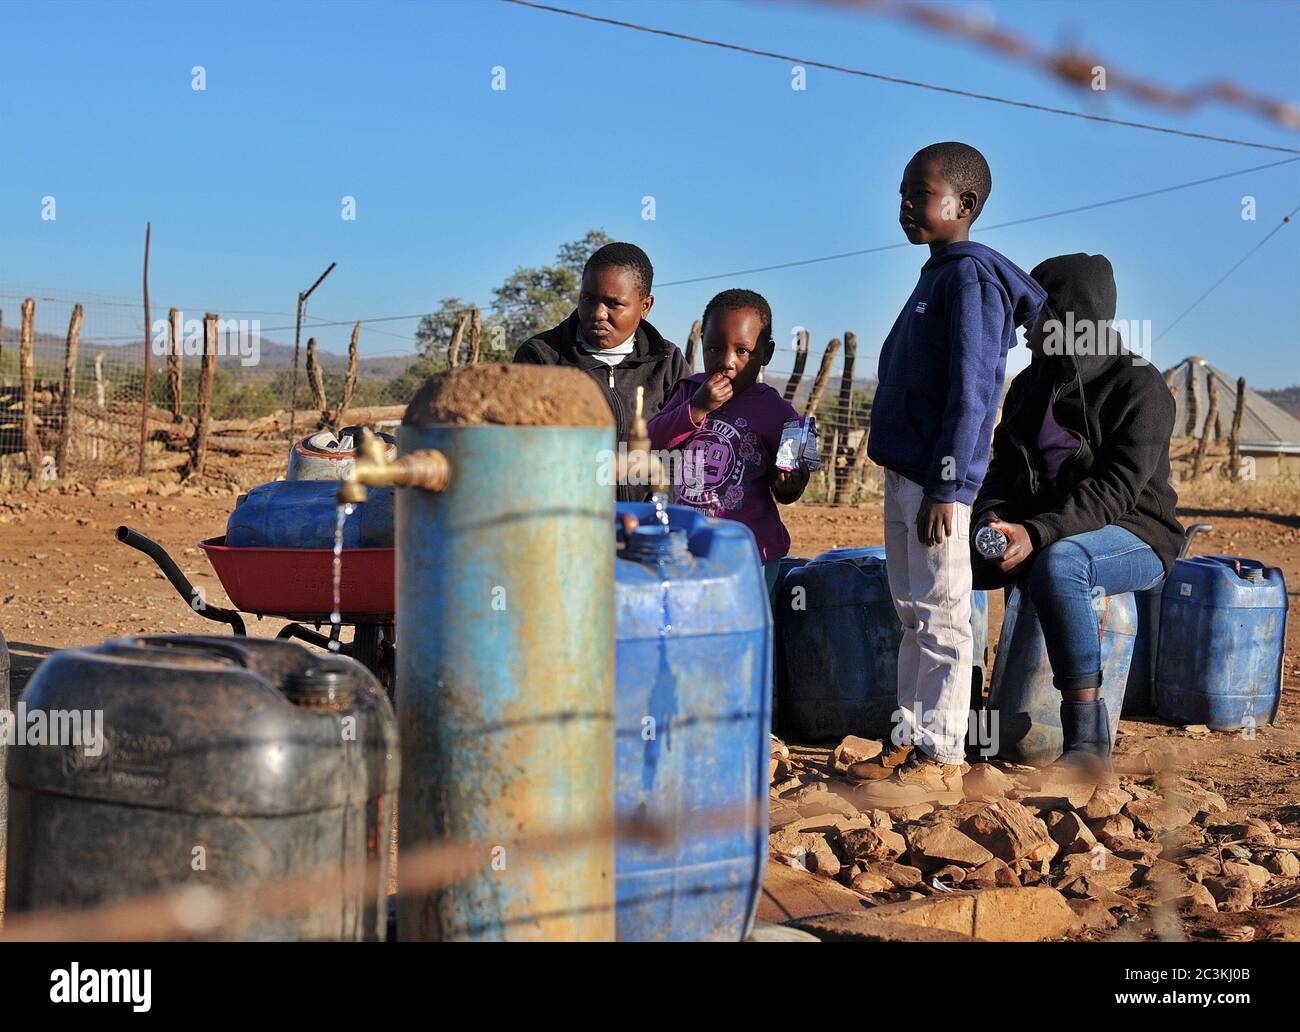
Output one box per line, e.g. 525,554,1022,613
617,386,670,497
338,428,451,504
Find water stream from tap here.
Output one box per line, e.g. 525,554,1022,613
329,502,355,648
651,491,671,532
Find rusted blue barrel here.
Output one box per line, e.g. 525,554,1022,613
396,365,616,941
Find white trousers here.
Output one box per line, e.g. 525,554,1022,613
882,470,973,765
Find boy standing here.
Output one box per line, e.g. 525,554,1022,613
856,142,1046,805
514,242,685,502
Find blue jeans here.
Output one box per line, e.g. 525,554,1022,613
1023,525,1164,690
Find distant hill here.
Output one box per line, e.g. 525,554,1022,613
1258,387,1300,421
1,324,418,381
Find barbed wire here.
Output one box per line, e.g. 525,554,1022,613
502,0,1300,154
0,804,759,942
818,0,1300,131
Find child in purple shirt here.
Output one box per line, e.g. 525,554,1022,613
647,289,809,591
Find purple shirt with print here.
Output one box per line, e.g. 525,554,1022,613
1038,392,1079,483
647,373,799,560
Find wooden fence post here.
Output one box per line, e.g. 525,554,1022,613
332,320,360,426
1228,376,1247,482
167,307,183,421
306,337,327,422
56,303,83,477
468,307,482,365
448,313,468,368
20,297,37,478
804,337,842,418
1184,362,1199,436
1193,374,1218,478
93,352,105,462
833,331,857,502
685,319,702,373
783,328,809,403
189,313,218,477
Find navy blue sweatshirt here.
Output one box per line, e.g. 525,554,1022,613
867,241,1046,504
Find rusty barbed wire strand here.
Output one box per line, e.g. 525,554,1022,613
502,0,1300,154
0,804,761,942
819,0,1300,131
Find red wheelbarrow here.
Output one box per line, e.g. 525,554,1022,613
116,525,396,692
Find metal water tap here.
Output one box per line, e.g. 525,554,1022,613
337,428,451,504
619,386,670,496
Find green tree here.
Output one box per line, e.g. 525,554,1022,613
495,229,613,348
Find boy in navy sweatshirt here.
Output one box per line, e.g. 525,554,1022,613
856,142,1045,806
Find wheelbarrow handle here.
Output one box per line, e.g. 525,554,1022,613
116,525,246,636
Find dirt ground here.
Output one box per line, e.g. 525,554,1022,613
0,476,1296,938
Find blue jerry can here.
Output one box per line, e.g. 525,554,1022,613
614,502,770,942
778,547,988,743
1154,556,1286,731
988,587,1137,766
226,480,395,549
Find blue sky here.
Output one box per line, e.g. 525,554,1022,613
2,0,1298,385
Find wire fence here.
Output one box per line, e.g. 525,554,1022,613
0,285,878,501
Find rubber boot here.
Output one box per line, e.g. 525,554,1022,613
1059,697,1112,771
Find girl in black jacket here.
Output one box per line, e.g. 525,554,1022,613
972,253,1183,768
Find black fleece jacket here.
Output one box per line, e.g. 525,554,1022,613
513,311,686,502
971,254,1183,590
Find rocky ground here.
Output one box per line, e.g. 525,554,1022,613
0,476,1296,941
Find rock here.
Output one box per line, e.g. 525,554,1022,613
757,860,872,923
824,887,1079,941
769,803,803,832
1105,835,1162,865
931,864,967,885
806,848,842,878
850,871,894,894
1182,724,1211,737
1203,876,1254,913
1049,811,1098,855
1141,859,1191,892
839,826,908,863
1208,818,1277,847
1179,882,1218,910
1056,850,1138,892
793,913,976,942
864,808,896,829
1261,851,1300,878
792,783,860,819
1025,838,1061,864
1169,778,1228,816
1221,844,1252,861
832,735,883,770
769,825,836,857
888,803,935,822
1018,773,1096,813
1124,797,1197,835
905,824,994,872
960,799,1054,863
1222,861,1271,890
1180,853,1223,882
1068,898,1118,930
1089,813,1136,840
963,763,1014,800
1157,825,1205,859
1080,782,1134,821
971,858,1019,888
867,862,924,889
1019,868,1045,886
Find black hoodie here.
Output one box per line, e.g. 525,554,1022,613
514,310,687,501
971,253,1183,589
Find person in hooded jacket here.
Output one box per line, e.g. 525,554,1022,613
972,253,1183,769
856,142,1047,807
513,241,686,502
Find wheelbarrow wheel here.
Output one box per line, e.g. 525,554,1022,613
352,624,395,701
